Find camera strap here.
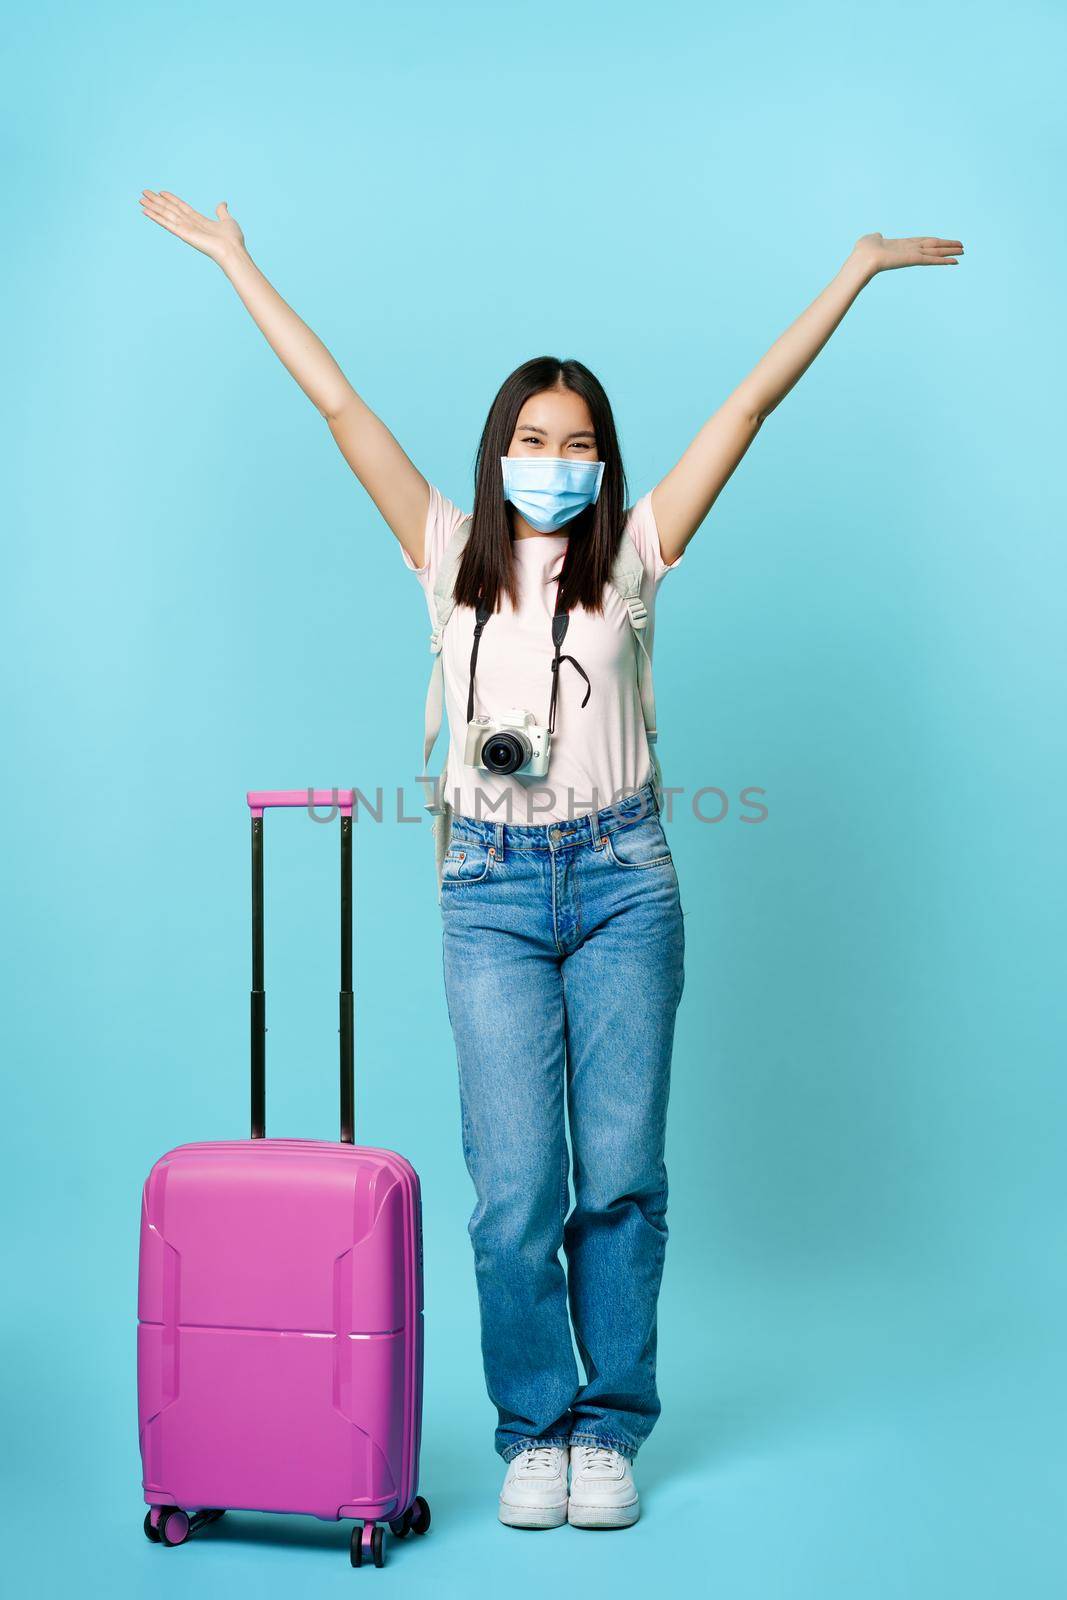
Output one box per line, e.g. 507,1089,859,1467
466,601,493,724
464,589,591,735
548,604,591,735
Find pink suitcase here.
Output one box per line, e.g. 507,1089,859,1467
137,790,429,1570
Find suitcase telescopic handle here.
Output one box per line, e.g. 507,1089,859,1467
248,789,355,817
246,788,356,1143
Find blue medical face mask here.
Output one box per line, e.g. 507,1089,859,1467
500,454,606,533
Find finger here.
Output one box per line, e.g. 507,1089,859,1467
139,196,193,237
160,191,206,227
141,197,179,228
158,190,193,215
140,207,192,244
148,195,194,230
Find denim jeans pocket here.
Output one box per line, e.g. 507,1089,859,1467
441,838,496,886
603,814,673,870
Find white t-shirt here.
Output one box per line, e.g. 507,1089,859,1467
402,484,683,823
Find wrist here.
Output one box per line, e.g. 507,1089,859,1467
216,240,252,276
844,248,878,288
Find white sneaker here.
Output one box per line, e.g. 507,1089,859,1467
499,1444,570,1529
567,1444,640,1528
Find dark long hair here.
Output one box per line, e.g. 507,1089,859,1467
453,356,629,616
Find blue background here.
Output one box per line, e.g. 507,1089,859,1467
4,1,1065,1594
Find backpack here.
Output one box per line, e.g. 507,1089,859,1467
420,515,661,890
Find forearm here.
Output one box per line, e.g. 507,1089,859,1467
734,248,876,423
216,242,354,420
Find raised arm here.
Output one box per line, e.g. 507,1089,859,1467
138,190,430,565
651,232,964,565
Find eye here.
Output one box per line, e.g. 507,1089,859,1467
521,435,541,445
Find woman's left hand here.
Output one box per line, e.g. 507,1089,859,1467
648,227,965,564
853,232,964,275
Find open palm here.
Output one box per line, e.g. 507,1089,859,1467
139,190,244,262
857,232,963,272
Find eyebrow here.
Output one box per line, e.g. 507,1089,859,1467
517,424,597,440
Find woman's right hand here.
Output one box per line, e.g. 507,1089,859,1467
137,187,429,564
139,190,245,265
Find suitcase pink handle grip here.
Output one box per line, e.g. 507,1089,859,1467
247,789,354,818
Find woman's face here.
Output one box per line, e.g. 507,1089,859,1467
507,387,599,462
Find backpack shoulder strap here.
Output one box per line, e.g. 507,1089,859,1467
608,526,649,622
421,513,473,828
429,513,474,649
609,529,662,797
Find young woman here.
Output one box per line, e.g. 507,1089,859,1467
138,190,963,1530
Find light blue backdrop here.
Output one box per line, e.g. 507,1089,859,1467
4,1,1064,1595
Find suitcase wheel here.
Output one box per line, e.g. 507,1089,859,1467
159,1508,191,1547
144,1506,226,1548
350,1522,385,1568
386,1495,431,1545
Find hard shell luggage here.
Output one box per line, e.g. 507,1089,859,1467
137,790,429,1570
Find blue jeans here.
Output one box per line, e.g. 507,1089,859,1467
439,781,686,1463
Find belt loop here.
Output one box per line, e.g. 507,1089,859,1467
589,802,602,848
494,820,505,860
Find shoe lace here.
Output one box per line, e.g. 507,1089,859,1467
518,1445,559,1471
576,1444,617,1469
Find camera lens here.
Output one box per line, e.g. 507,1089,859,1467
482,730,532,774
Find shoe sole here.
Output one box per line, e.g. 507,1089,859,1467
567,1498,640,1529
499,1499,569,1529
